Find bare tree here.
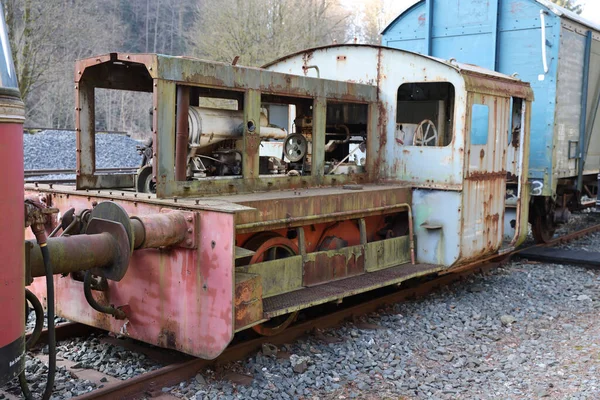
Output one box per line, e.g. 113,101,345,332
188,0,351,67
550,0,583,14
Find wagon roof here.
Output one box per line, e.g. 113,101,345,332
382,0,600,35
263,44,534,101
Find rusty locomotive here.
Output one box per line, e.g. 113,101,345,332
3,43,536,397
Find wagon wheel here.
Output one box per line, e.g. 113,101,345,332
531,197,556,244
414,119,438,146
244,233,299,336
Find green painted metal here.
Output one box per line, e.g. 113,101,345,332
365,236,411,272
243,89,261,180
236,255,303,298
312,97,327,180
155,79,176,198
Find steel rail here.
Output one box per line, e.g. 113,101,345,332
46,221,600,400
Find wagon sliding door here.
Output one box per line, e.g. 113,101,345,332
461,94,510,259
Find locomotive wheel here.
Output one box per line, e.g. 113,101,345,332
243,233,299,336
531,197,557,244
531,214,556,244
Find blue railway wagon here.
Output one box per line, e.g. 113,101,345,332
382,0,600,242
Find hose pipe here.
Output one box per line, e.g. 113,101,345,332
19,244,56,400
83,271,126,319
24,289,43,350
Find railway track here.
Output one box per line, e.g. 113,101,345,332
11,218,600,400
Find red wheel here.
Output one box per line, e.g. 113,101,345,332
243,233,299,336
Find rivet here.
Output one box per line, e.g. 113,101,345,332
187,216,193,222
195,200,199,205
173,196,178,203
211,240,216,249
186,239,193,245
187,228,193,233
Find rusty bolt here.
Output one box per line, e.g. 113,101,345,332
78,70,81,74
195,200,199,205
34,182,38,187
134,194,137,198
91,201,98,207
187,228,193,233
186,239,193,246
186,216,193,222
49,183,53,189
126,55,130,59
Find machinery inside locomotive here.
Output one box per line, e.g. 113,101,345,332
135,94,369,193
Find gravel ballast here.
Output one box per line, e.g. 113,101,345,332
24,130,142,171
168,227,600,399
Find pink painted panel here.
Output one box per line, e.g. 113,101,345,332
28,195,235,359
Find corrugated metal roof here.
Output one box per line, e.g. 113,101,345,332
382,0,600,35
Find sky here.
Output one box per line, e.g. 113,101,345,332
582,0,600,25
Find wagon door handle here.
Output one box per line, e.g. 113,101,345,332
540,10,550,75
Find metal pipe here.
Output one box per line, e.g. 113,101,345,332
302,65,320,78
540,10,549,75
130,212,189,249
175,86,190,181
27,233,118,277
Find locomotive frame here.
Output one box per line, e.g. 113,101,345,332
26,48,533,360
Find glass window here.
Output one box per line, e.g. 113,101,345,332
471,104,489,145
396,82,455,147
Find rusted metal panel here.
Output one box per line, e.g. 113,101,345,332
312,97,327,180
243,89,261,180
155,55,377,102
461,93,509,261
27,195,235,360
230,184,411,232
75,79,95,179
236,255,303,298
155,79,176,198
303,246,364,286
364,236,411,272
234,273,263,330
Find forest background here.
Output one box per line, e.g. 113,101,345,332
3,0,584,135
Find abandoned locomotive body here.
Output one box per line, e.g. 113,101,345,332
25,47,533,359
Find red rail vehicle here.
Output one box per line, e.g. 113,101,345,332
0,2,26,389
7,46,534,397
